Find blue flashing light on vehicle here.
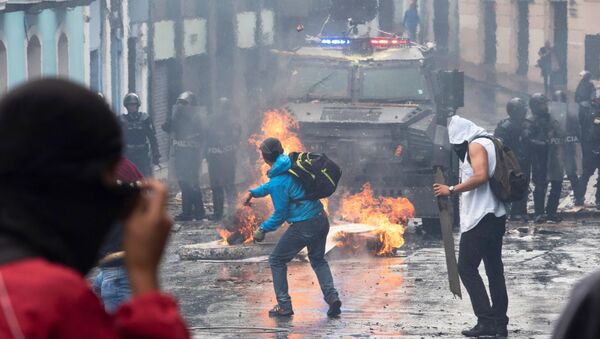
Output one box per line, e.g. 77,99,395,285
320,38,352,46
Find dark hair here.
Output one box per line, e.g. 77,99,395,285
260,137,284,163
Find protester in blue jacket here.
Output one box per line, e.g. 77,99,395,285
244,137,341,318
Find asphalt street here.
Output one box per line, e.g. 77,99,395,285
160,213,600,339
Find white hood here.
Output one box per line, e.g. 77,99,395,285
448,115,491,144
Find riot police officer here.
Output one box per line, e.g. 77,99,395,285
576,71,598,203
206,98,241,221
119,93,160,176
163,91,205,221
525,93,560,223
495,97,532,221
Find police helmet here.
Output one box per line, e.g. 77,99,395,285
123,93,141,107
506,97,527,118
177,91,197,106
529,93,550,114
554,90,567,103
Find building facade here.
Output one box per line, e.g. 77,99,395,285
418,0,600,95
0,0,92,94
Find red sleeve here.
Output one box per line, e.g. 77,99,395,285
114,292,190,339
56,283,189,339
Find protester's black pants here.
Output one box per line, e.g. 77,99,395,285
458,214,509,326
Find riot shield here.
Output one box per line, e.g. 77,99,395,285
549,102,582,178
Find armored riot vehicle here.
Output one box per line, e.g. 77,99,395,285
272,37,461,228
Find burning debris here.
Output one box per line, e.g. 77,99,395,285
219,200,271,245
337,184,415,256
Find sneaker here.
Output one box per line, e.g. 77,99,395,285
327,297,342,317
461,322,496,337
268,305,293,317
174,213,194,222
194,214,206,221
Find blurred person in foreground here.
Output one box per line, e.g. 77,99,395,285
552,270,600,339
244,138,341,318
0,79,188,338
94,157,143,312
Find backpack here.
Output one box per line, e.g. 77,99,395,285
470,136,528,203
287,152,342,200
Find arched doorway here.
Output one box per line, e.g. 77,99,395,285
58,33,69,77
0,41,7,94
27,35,42,79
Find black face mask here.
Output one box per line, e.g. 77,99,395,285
453,142,468,161
0,177,139,274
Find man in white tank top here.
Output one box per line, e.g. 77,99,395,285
433,116,508,338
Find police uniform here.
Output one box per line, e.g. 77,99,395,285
525,94,565,222
119,112,160,177
166,100,205,220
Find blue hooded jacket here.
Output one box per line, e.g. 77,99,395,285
249,154,324,232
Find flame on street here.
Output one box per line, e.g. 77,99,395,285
337,184,415,255
218,110,305,245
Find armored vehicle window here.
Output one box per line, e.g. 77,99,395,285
285,64,351,100
360,67,430,101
